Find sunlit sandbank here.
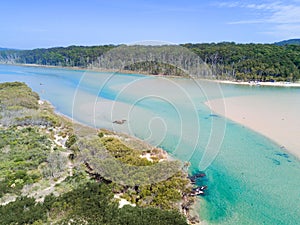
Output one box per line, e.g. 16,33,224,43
215,80,300,87
206,94,300,159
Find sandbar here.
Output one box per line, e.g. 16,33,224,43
205,95,300,159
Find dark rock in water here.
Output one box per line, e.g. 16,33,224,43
190,179,196,184
188,171,208,196
209,114,219,118
271,158,281,165
190,188,205,196
192,186,207,192
275,152,289,159
113,119,126,125
188,172,206,180
189,216,200,224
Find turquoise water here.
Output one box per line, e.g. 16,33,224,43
1,64,300,224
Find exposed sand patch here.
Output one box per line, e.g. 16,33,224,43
140,153,153,162
206,95,300,159
114,194,136,208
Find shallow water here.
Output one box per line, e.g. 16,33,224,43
1,64,300,224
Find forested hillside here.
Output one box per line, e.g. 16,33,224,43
0,42,299,82
183,42,300,81
274,39,300,46
0,45,115,67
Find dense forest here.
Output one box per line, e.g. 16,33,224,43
0,42,299,82
0,45,115,67
183,43,300,81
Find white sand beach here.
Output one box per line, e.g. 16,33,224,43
206,94,300,159
213,80,300,87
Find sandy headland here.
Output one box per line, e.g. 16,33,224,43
205,94,300,159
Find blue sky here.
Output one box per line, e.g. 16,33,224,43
1,0,300,49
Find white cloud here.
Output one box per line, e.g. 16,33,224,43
215,1,281,11
216,1,300,39
216,2,241,8
228,19,266,25
261,24,300,39
269,5,300,23
216,1,300,24
245,2,280,11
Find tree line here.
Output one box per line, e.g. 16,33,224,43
182,42,300,82
0,42,299,81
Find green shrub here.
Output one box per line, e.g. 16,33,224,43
65,134,78,148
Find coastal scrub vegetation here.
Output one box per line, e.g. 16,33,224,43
0,81,62,127
0,182,188,225
0,82,39,110
0,82,193,224
0,42,299,81
75,134,192,210
0,127,51,198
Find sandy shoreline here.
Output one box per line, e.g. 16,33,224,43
6,63,300,86
205,95,300,159
212,79,300,88
0,63,187,78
